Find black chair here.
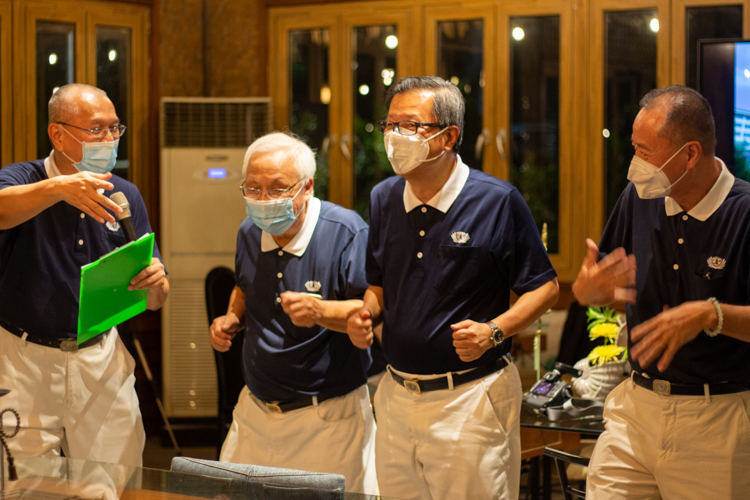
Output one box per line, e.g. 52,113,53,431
542,448,590,500
205,266,244,458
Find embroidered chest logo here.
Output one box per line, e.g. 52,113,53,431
451,231,470,244
305,281,322,293
707,257,726,270
106,221,120,232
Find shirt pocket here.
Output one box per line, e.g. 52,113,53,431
688,268,725,301
433,245,482,294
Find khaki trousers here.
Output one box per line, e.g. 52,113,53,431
587,378,750,499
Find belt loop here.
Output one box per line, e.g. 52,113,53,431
630,371,636,387
447,371,454,391
704,384,711,404
312,395,319,407
21,332,28,345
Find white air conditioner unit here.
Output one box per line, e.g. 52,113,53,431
160,97,272,418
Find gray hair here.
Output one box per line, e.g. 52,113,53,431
385,76,465,153
48,83,108,124
639,85,716,157
242,132,316,180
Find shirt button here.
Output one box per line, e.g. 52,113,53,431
80,213,85,219
421,207,427,213
678,238,684,244
417,252,423,259
277,272,283,278
78,239,84,246
278,250,283,256
419,230,425,237
276,297,282,303
682,215,688,221
673,264,679,270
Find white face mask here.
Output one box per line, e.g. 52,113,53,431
384,127,449,175
627,143,688,199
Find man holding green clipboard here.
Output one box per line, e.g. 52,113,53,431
0,84,169,467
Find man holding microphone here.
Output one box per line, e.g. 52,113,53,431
0,83,168,466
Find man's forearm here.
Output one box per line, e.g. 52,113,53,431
362,286,384,326
712,303,750,343
226,286,246,324
492,278,559,337
0,181,60,230
315,299,364,333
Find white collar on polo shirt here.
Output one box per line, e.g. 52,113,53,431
403,154,470,213
664,158,734,221
260,196,321,257
44,151,63,179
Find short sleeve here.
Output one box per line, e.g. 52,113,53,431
365,192,383,288
492,188,557,295
338,227,369,300
599,184,635,256
127,185,165,267
0,163,42,190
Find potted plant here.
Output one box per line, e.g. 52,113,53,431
571,306,629,401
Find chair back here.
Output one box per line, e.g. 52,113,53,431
543,447,590,499
205,267,243,455
171,457,345,499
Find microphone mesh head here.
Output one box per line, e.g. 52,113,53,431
110,191,132,220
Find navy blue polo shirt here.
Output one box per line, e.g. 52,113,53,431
600,163,750,384
235,198,371,402
366,157,557,374
0,158,162,340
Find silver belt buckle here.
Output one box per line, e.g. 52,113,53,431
265,402,283,414
653,379,671,396
403,379,421,394
60,339,78,352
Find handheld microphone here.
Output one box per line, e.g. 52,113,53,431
110,192,138,243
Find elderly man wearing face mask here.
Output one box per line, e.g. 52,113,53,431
0,83,168,466
209,132,377,494
347,76,559,500
574,85,750,499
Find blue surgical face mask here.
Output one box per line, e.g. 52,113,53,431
60,125,119,174
244,184,305,235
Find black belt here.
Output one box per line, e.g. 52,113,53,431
261,394,335,414
388,356,510,394
0,316,105,351
632,371,750,396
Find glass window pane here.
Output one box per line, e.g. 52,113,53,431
97,26,131,179
353,24,397,219
686,5,743,90
37,21,75,160
509,16,560,253
437,19,484,169
604,10,657,219
289,29,330,200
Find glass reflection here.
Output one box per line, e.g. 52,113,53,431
686,5,742,90
353,24,397,219
510,16,560,253
290,29,331,200
97,26,131,179
604,10,657,219
437,20,484,169
36,22,74,160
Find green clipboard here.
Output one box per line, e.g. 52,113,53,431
77,232,155,343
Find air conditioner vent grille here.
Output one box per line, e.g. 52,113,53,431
163,100,272,148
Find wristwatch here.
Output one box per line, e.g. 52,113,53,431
486,321,505,347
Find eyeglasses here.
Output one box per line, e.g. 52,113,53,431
58,122,127,140
240,178,305,200
377,120,443,136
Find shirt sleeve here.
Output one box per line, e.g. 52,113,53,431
0,163,39,190
365,191,383,288
338,227,370,300
492,188,557,295
127,186,165,268
598,184,635,256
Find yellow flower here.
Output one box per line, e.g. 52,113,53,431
589,322,620,342
587,345,626,366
